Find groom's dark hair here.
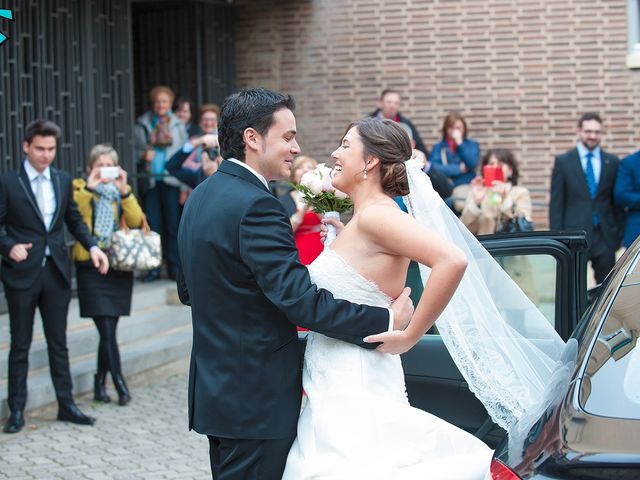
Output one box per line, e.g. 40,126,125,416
218,88,296,161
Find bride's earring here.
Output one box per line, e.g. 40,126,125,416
363,168,368,179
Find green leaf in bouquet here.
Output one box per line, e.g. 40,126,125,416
293,184,353,215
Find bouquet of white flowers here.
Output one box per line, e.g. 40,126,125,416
295,163,352,247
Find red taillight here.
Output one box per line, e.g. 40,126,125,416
489,458,521,480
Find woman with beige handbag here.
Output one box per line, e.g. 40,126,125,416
72,144,143,406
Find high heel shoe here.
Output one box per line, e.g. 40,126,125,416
94,373,111,403
113,374,131,406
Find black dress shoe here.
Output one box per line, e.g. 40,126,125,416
3,410,25,434
57,403,96,425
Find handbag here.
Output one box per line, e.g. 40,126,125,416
496,215,534,234
108,214,162,271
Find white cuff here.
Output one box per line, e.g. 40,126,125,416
182,141,195,154
89,246,101,255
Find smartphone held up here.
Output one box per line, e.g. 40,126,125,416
482,165,504,187
100,166,120,180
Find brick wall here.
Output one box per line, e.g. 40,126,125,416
234,0,640,226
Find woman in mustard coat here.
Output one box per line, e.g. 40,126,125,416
72,144,143,406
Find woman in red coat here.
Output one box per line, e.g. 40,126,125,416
289,156,324,265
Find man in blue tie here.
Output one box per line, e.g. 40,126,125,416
550,112,624,284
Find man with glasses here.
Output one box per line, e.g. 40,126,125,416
550,112,624,284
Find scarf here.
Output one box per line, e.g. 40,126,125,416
93,182,120,249
446,138,458,154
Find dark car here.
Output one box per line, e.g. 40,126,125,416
402,230,640,479
486,234,640,479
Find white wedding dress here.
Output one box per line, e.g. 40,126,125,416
282,248,492,480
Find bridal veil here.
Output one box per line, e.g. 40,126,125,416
402,158,577,448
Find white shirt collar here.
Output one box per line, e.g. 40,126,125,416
576,142,601,161
24,158,52,181
227,158,269,188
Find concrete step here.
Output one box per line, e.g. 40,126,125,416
0,280,193,420
0,279,179,349
0,297,190,379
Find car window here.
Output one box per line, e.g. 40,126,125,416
416,253,558,334
493,253,557,327
580,282,640,420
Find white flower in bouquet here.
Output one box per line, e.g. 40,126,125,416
300,167,324,195
295,162,353,248
296,163,352,215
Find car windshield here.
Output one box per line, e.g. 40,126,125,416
580,254,640,420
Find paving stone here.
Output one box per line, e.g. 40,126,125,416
0,359,211,479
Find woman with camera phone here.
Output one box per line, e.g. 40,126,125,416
460,148,532,235
72,144,143,406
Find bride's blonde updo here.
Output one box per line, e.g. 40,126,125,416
347,118,412,196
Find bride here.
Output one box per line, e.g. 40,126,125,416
283,118,571,479
283,118,493,479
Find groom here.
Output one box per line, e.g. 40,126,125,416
177,88,414,479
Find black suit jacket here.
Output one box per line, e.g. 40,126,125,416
0,163,97,290
550,148,624,248
177,160,389,439
166,146,206,189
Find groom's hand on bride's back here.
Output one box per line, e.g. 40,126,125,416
390,286,413,331
363,288,415,355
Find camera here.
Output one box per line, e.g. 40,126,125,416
205,146,220,160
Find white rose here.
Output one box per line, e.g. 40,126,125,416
301,170,323,195
320,165,335,192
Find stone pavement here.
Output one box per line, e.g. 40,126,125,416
0,359,211,479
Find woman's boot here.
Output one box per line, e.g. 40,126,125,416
113,374,131,406
94,373,111,403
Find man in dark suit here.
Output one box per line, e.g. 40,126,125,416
0,120,110,433
550,112,623,284
177,88,413,479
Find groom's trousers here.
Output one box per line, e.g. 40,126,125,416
207,435,295,479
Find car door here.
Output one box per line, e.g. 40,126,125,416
401,231,588,448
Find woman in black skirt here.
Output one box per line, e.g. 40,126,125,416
72,144,143,405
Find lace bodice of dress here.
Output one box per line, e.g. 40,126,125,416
308,248,392,308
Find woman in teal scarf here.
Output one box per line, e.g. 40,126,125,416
73,144,143,405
